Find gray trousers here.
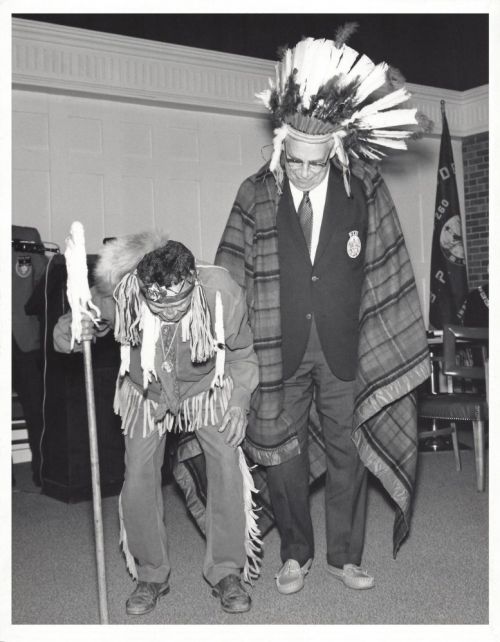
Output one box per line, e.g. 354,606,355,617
267,319,367,568
121,418,247,586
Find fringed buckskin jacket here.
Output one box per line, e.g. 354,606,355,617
54,265,259,436
214,159,431,555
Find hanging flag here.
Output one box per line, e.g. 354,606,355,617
429,101,468,329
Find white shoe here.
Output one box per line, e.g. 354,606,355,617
327,563,375,590
275,558,313,595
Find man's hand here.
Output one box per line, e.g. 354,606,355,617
218,406,248,448
78,315,99,343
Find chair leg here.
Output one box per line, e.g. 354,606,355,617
450,422,461,472
472,420,485,492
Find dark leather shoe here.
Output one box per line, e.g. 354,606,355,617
211,574,251,614
125,580,170,616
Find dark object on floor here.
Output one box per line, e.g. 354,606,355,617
125,580,170,616
27,254,125,501
211,575,251,614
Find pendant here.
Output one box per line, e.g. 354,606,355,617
161,361,172,373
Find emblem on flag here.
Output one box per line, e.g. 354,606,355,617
440,215,465,265
347,231,361,258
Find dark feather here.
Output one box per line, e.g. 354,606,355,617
334,22,359,48
386,65,406,89
276,44,289,60
410,111,434,138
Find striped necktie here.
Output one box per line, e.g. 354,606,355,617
298,191,313,253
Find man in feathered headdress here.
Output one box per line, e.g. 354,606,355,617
53,234,261,615
215,24,431,595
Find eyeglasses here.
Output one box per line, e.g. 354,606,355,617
284,154,330,170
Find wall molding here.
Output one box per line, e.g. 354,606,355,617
12,18,488,137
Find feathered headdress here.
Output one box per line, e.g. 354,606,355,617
256,23,432,194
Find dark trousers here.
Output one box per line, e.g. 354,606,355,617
267,319,367,568
12,341,44,482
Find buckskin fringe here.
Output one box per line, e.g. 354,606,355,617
238,447,263,584
119,492,138,580
113,375,234,437
180,377,234,431
113,376,174,438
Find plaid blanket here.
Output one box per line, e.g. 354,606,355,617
173,160,430,555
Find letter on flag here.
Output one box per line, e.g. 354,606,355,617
429,103,468,329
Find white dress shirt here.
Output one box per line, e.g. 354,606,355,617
289,168,330,263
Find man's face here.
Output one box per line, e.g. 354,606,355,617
142,275,194,322
284,136,333,192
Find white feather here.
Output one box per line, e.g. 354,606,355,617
64,221,101,349
282,48,293,89
363,128,413,139
294,39,317,107
362,136,409,150
355,108,418,130
352,62,388,106
341,53,375,86
336,44,360,75
139,302,159,389
301,40,334,105
354,87,411,119
357,144,386,160
255,88,272,109
274,62,280,93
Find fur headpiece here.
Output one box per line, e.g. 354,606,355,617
256,24,432,193
94,230,170,295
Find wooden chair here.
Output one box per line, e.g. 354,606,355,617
418,324,488,491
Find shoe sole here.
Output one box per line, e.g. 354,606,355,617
275,559,312,595
327,568,374,590
275,578,305,595
126,585,170,616
211,588,251,613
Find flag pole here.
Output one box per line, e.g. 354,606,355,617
65,222,109,624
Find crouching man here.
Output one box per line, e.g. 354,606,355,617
53,233,260,616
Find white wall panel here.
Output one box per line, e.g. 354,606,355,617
120,122,152,158
67,116,103,154
120,176,155,234
12,169,51,242
12,111,49,149
159,179,202,257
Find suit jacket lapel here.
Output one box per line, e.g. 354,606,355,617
314,169,348,265
279,179,312,264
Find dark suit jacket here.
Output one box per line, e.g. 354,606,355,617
277,169,368,380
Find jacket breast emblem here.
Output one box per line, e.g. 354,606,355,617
347,231,361,259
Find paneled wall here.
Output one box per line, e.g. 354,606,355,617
12,90,272,262
12,19,488,329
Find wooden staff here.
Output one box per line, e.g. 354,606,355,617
65,222,109,624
